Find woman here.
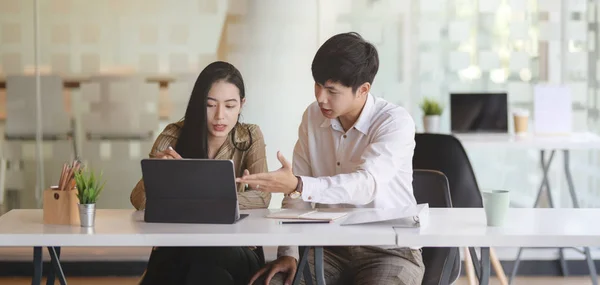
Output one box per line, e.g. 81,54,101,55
132,61,271,285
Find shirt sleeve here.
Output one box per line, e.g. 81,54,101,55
300,112,415,206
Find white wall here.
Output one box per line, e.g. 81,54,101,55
222,0,320,171
221,0,411,170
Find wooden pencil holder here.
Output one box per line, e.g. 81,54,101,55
43,186,80,225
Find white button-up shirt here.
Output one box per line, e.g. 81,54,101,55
278,93,417,258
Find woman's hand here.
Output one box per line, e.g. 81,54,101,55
154,146,182,159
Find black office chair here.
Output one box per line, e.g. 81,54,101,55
413,133,499,284
413,169,461,285
413,134,482,208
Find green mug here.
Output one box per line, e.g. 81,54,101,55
482,190,510,227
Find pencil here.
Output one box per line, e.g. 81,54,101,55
279,220,332,224
58,164,67,190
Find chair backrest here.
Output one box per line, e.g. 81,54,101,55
2,140,75,208
80,140,153,209
413,169,453,208
413,133,482,208
412,169,460,285
5,75,71,138
79,76,159,139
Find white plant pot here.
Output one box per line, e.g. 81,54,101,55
423,115,440,133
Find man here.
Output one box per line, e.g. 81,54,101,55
238,32,424,285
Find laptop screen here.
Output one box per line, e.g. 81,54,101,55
450,93,508,133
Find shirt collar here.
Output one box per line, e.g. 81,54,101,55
353,93,375,135
320,93,375,135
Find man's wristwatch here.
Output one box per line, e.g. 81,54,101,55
287,176,303,199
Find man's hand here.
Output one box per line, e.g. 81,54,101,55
154,146,182,159
249,256,297,285
240,169,260,190
236,151,298,195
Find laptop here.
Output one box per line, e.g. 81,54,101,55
450,92,508,134
141,158,247,224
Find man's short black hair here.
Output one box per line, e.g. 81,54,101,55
311,32,379,92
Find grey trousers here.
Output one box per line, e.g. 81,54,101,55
258,246,424,285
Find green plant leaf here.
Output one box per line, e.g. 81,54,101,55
420,97,444,116
73,166,106,204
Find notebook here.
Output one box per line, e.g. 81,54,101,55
266,209,349,221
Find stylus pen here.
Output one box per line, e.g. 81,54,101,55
279,221,332,224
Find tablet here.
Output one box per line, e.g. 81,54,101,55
141,158,247,224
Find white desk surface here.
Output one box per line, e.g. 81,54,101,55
395,208,600,247
454,132,600,150
0,209,396,247
3,208,598,248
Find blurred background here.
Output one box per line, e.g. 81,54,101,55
1,0,598,212
0,0,599,281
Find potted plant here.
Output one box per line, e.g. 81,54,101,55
74,168,106,227
420,97,444,133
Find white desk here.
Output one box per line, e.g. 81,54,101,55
455,132,600,284
394,208,600,285
454,132,600,150
395,208,600,248
0,209,396,247
4,208,600,285
0,208,396,285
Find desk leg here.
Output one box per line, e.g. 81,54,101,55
46,247,57,285
544,160,570,278
479,248,490,285
293,246,314,285
563,150,580,208
468,247,482,280
440,247,458,284
509,248,523,285
32,247,42,285
314,247,325,285
47,247,67,285
467,247,490,285
533,150,555,208
511,150,570,283
583,247,598,285
513,150,598,285
563,150,598,285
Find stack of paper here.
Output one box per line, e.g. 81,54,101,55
267,204,430,228
340,204,430,228
267,209,349,221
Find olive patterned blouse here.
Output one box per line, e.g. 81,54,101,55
130,121,271,210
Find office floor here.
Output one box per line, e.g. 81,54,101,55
0,276,594,284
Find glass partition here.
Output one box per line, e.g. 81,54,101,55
340,0,600,207
0,0,598,213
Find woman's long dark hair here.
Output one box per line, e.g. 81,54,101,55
175,61,250,159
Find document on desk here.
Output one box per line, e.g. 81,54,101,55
266,209,349,221
340,204,429,228
534,84,572,135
